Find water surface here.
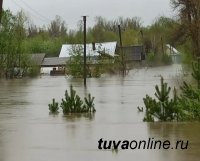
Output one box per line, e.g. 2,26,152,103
0,64,199,161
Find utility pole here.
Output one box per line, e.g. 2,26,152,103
161,36,164,55
118,25,122,48
83,16,87,87
118,25,125,75
0,0,3,23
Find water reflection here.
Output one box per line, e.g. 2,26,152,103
147,122,200,161
62,113,95,121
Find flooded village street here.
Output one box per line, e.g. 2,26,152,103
0,64,200,161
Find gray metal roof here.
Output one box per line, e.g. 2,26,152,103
59,42,117,58
41,57,69,67
30,53,46,65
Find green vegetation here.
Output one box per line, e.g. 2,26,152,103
171,0,200,58
84,93,96,112
146,52,172,66
177,59,200,121
142,77,179,122
61,86,84,113
192,59,200,88
67,44,120,78
61,85,96,114
0,10,43,78
141,59,200,122
48,85,96,114
67,45,84,78
48,98,59,113
1,0,200,78
178,82,200,121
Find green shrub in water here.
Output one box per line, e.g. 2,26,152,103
60,85,96,114
48,98,59,113
84,93,96,112
178,82,200,121
141,77,179,122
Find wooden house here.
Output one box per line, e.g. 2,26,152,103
117,45,145,62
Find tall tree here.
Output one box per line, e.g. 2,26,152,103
0,0,3,22
48,15,67,37
171,0,200,57
0,10,27,78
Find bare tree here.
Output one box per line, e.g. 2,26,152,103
28,24,38,37
48,15,67,37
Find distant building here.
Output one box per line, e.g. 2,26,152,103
41,57,69,67
166,44,181,63
59,41,117,58
117,45,145,62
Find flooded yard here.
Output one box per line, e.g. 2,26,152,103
0,64,199,161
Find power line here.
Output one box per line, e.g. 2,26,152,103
10,0,51,24
18,0,51,22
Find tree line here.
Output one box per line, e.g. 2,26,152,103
0,0,200,77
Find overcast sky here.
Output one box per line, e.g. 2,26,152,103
3,0,173,29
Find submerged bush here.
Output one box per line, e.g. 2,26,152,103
140,72,200,122
177,59,200,120
60,86,84,113
60,85,96,114
141,77,179,122
178,82,200,121
84,93,96,112
48,86,96,115
48,98,59,113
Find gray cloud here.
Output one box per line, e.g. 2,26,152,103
3,0,173,29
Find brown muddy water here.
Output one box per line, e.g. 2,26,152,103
0,64,199,161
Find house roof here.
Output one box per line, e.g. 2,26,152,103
41,57,69,67
59,41,117,58
166,44,181,55
30,53,46,65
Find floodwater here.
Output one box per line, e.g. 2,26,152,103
0,64,199,161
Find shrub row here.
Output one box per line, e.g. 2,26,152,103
49,85,96,114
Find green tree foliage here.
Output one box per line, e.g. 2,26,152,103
1,9,183,70
142,61,200,122
171,0,200,57
48,86,96,114
192,59,200,88
122,29,140,45
60,85,96,114
66,45,106,78
177,59,200,121
48,15,67,38
178,82,200,121
144,16,179,55
142,77,179,122
23,15,67,57
0,10,29,78
84,93,96,112
89,16,142,43
141,16,178,65
48,98,59,113
67,45,84,78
